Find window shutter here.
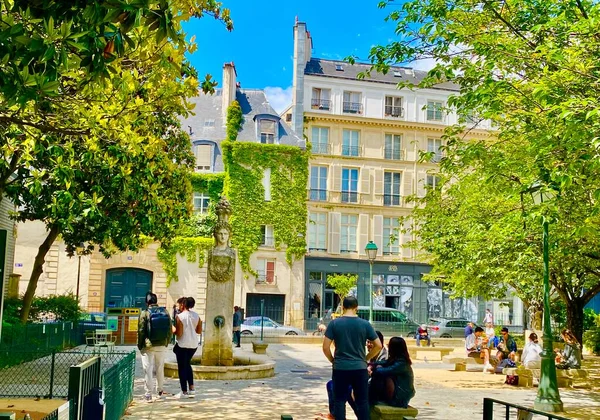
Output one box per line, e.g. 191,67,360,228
332,164,342,192
373,215,383,257
374,169,384,195
358,214,369,256
417,170,427,198
360,167,370,195
402,170,413,197
263,168,271,201
328,212,341,254
194,144,212,170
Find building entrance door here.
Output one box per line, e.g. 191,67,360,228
246,293,285,324
105,268,153,310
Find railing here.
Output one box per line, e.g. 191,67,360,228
384,105,404,118
311,98,331,110
342,145,361,157
343,101,363,114
311,142,330,154
309,189,328,201
341,191,358,203
68,356,101,420
482,398,571,420
256,274,277,285
384,149,404,160
384,194,402,206
308,247,327,252
0,322,80,356
103,351,135,420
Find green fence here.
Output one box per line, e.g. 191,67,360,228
69,356,101,420
102,351,136,420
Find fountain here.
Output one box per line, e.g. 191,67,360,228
165,197,275,380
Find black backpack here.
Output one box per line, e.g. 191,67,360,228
147,306,170,342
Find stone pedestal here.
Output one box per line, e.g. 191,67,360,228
252,341,269,354
201,278,234,366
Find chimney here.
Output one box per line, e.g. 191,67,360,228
292,21,310,136
222,62,237,121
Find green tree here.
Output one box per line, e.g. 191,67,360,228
0,0,233,322
364,0,600,343
327,274,358,305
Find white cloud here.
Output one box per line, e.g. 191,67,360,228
410,57,438,72
264,86,293,114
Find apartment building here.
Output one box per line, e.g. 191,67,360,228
287,21,526,329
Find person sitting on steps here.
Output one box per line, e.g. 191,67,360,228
416,324,431,347
465,326,493,373
555,329,582,369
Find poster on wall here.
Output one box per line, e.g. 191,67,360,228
387,275,400,285
372,274,385,284
427,288,443,318
400,275,414,285
373,285,385,308
107,316,119,331
128,316,139,332
400,286,413,316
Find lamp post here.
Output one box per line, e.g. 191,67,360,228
365,241,378,324
529,182,563,412
75,243,85,304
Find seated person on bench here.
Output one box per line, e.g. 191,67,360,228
466,326,493,372
496,327,517,363
369,337,415,409
416,324,431,347
555,329,582,369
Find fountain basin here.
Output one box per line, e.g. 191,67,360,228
164,355,275,380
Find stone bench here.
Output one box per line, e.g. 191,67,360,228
442,355,485,371
502,366,588,388
370,404,418,420
408,346,454,360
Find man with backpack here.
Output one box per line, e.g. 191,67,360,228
137,292,172,403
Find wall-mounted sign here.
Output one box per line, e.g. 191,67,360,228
107,316,119,331
128,317,139,332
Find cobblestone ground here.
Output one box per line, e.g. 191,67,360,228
122,344,600,420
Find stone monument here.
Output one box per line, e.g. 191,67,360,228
201,197,236,366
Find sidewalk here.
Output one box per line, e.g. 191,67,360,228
123,343,600,420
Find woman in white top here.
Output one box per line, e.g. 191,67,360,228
485,322,496,349
173,296,202,398
521,332,542,369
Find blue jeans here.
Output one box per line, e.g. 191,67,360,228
326,380,357,416
332,369,370,420
416,334,431,347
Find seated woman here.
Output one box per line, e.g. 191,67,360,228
368,336,415,409
555,329,582,369
521,332,542,369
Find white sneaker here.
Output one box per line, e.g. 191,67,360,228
188,390,196,396
144,393,153,403
175,391,194,399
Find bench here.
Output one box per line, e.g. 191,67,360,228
442,355,484,371
408,346,454,360
502,366,588,388
85,329,117,353
371,404,418,420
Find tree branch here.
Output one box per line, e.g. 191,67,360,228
0,116,90,136
575,0,589,19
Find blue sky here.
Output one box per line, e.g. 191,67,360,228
183,1,399,112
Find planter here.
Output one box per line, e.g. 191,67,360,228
252,341,269,354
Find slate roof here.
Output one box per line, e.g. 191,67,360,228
180,88,305,173
304,58,459,92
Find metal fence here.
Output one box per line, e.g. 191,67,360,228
0,349,133,399
103,351,136,420
0,322,81,355
69,356,101,420
482,398,571,420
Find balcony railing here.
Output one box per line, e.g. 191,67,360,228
341,191,358,203
384,105,404,118
343,101,363,114
384,149,404,160
312,143,330,154
311,98,331,110
384,194,402,206
341,249,358,254
256,274,277,285
341,145,361,157
309,189,328,201
260,236,274,247
308,247,328,252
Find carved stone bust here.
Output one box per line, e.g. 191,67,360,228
207,198,235,283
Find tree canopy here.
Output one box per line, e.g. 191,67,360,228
365,0,600,341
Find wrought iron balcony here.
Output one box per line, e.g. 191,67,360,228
342,145,361,157
384,149,404,160
311,98,331,110
312,143,330,154
256,274,277,285
343,101,363,114
309,189,328,201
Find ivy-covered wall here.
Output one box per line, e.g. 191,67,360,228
222,140,309,275
190,172,224,202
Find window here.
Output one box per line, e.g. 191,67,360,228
335,64,344,71
340,214,358,253
310,166,328,201
341,168,359,203
192,144,212,171
262,168,271,201
383,217,400,255
311,88,331,110
385,96,403,118
384,172,402,206
427,175,441,189
285,113,292,122
427,138,443,162
311,127,329,154
261,225,274,247
384,134,402,160
259,119,277,144
343,91,362,114
193,192,210,214
342,129,360,157
426,100,443,121
308,212,327,251
257,259,276,284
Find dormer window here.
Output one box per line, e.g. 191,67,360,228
259,119,277,144
192,143,213,172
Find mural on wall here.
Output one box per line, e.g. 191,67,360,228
427,288,443,318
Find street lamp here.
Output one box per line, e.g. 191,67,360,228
365,241,378,324
528,182,563,412
75,243,85,305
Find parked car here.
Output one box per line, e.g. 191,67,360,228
241,316,306,336
355,306,419,337
428,318,474,338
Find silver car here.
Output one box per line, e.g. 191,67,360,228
428,318,473,338
241,316,306,336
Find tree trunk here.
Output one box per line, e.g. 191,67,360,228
19,225,60,323
565,297,586,346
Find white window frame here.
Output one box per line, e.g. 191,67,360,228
427,175,441,189
384,96,404,118
308,212,327,251
426,100,444,122
193,192,210,214
340,214,358,253
341,167,359,203
384,134,402,160
261,225,274,247
383,172,402,206
342,129,360,157
310,165,328,201
427,138,444,162
383,217,400,255
258,118,278,144
257,258,276,284
192,143,213,172
343,91,363,114
311,88,331,110
311,126,330,154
